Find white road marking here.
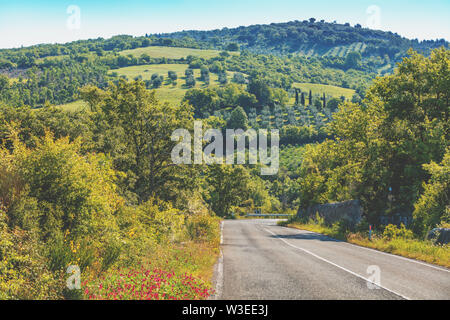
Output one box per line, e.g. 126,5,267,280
214,221,224,300
264,227,411,300
285,227,450,273
220,221,224,244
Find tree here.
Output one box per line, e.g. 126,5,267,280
186,75,196,88
301,92,306,106
232,73,246,84
226,43,239,52
412,150,450,236
326,97,340,111
313,98,323,111
0,131,121,240
206,165,250,217
218,72,228,85
168,71,178,81
140,53,151,64
200,66,210,82
344,51,362,70
81,79,194,202
183,88,219,118
248,78,272,107
227,106,249,130
152,76,163,88
308,90,312,106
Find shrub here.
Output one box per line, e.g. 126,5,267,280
101,241,122,272
382,224,414,241
413,150,450,236
0,209,62,299
186,213,220,244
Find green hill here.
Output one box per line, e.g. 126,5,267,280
158,20,448,62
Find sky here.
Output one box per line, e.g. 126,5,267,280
0,0,449,49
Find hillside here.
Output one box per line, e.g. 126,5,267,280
157,19,448,61
108,63,241,104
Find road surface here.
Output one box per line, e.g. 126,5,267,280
214,219,450,300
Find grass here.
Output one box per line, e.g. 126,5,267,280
280,219,450,268
57,62,240,109
36,55,69,63
109,64,240,104
292,82,356,100
119,46,238,60
57,100,89,112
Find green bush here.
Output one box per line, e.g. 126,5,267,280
0,209,62,299
101,241,122,272
382,224,414,241
413,150,450,236
186,213,220,244
47,236,72,272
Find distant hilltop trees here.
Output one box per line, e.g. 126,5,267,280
157,19,448,61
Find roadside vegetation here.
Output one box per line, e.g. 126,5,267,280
279,216,449,268
278,48,449,268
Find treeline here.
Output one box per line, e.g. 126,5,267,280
158,19,448,59
0,35,210,69
0,61,111,107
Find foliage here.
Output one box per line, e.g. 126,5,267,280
227,106,249,130
0,209,62,299
206,165,251,217
382,224,414,240
413,149,450,236
81,80,195,202
294,49,449,228
186,213,221,244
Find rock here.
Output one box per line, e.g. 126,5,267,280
427,228,450,245
297,200,363,227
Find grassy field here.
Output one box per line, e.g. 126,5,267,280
120,46,238,60
57,100,89,112
57,63,239,110
109,64,240,104
36,55,69,63
292,82,356,100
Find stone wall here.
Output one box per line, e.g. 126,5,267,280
297,200,363,226
427,228,450,245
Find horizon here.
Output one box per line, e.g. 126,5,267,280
0,0,449,49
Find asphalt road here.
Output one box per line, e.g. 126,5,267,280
215,219,450,300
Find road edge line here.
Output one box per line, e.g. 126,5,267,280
284,226,449,273
264,227,411,300
212,221,224,300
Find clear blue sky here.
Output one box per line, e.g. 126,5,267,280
0,0,449,49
